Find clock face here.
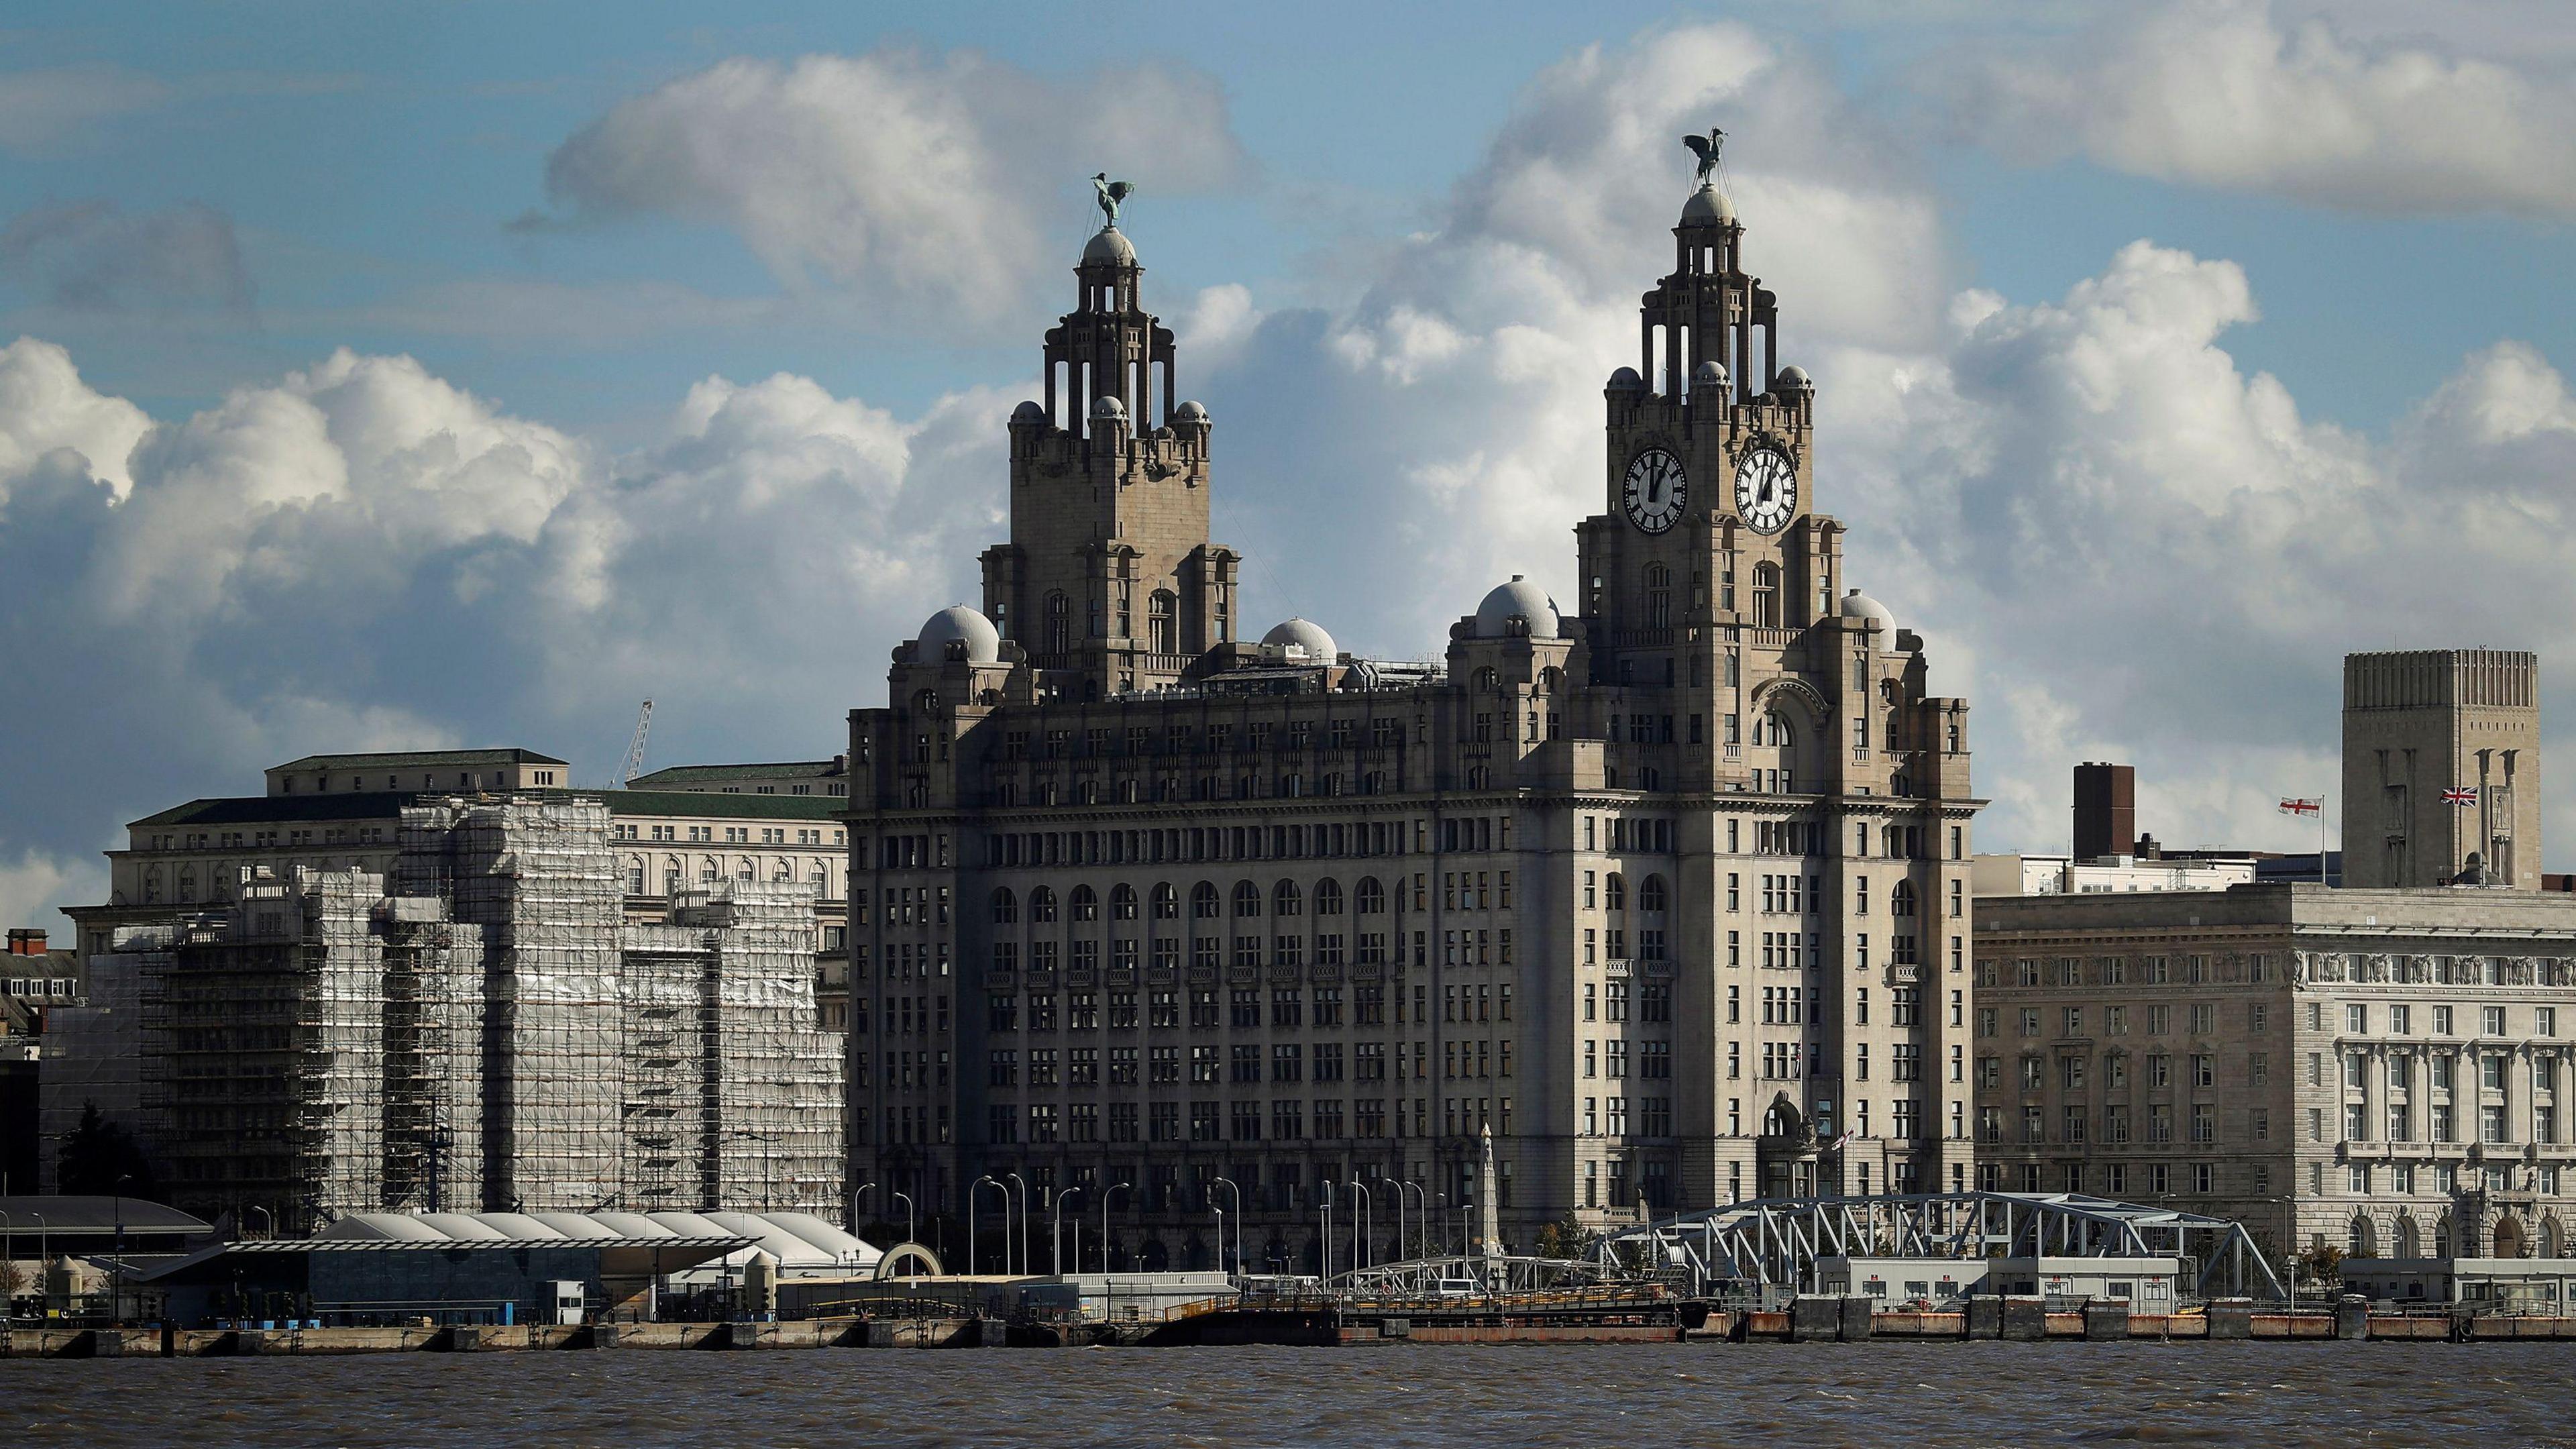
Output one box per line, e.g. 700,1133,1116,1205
1621,448,1686,534
1734,444,1798,534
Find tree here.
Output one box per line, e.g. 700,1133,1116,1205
1535,1214,1599,1260
55,1102,162,1201
2295,1242,2344,1287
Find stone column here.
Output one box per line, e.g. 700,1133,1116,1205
2553,1052,2573,1146
2361,1044,2387,1146
2507,1044,2532,1149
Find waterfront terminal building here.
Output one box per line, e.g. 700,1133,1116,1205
840,160,1980,1269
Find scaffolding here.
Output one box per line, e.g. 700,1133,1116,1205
111,793,842,1230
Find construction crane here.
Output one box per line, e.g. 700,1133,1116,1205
615,699,653,786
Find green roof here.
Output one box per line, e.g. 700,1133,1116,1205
627,759,843,786
272,747,568,772
130,788,847,830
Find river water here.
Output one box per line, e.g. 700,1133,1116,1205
1,1342,2562,1446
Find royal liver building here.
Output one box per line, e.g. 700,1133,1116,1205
845,140,1979,1271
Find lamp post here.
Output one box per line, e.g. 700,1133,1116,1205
1100,1183,1129,1274
893,1191,915,1246
1213,1205,1226,1279
1014,1175,1035,1273
1434,1192,1447,1258
1346,1180,1372,1273
971,1176,1003,1275
1319,1182,1334,1283
1051,1188,1082,1278
1212,1177,1243,1276
1378,1179,1406,1262
247,1205,272,1242
855,1181,876,1234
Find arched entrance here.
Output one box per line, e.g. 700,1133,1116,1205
2494,1215,2528,1260
2349,1214,2378,1258
2393,1216,2420,1258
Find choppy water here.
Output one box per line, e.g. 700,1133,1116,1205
1,1342,2564,1447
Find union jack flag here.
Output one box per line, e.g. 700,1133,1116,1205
2444,786,2479,806
2277,798,2321,817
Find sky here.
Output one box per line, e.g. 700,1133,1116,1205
3,0,2575,929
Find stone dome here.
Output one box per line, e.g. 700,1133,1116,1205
1261,617,1338,662
1090,394,1127,421
1777,364,1813,391
1172,399,1208,422
1083,226,1137,266
1607,366,1646,392
1681,184,1737,226
1838,588,1898,640
1476,576,1562,639
914,604,1002,666
1693,359,1729,388
1011,399,1045,422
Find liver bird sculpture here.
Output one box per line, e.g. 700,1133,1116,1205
1684,127,1725,186
1093,174,1136,229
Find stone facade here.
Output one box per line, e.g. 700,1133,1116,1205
845,164,1979,1271
1973,883,2576,1264
2343,649,2541,890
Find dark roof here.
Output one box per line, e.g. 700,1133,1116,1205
131,789,847,830
628,760,843,786
272,748,568,772
131,1234,751,1283
0,1196,212,1234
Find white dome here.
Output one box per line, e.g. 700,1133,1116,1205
1693,359,1729,388
1777,364,1813,390
1477,576,1562,639
1083,226,1137,265
1606,366,1646,392
1262,617,1338,662
914,604,1002,665
1839,589,1898,639
1172,399,1208,421
1090,394,1127,421
1681,184,1737,225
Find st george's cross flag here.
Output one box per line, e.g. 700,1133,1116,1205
2277,798,2321,817
2444,786,2479,806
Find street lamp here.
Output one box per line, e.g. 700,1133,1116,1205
855,1181,876,1234
1434,1192,1447,1258
1346,1180,1371,1273
971,1177,1004,1275
1212,1176,1243,1276
893,1191,915,1246
1006,1173,1030,1279
1100,1183,1129,1275
1379,1179,1407,1263
1051,1187,1083,1278
1213,1205,1226,1279
1319,1181,1334,1283
247,1205,273,1242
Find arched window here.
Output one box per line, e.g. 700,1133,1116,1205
2394,1216,2421,1258
737,857,755,881
1640,875,1667,913
810,860,828,884
1474,667,1500,692
1110,883,1138,920
1273,880,1302,916
773,859,794,882
1151,882,1179,920
700,859,719,883
1357,877,1386,915
1604,872,1626,913
1754,710,1795,747
1315,879,1344,916
1191,881,1220,919
1149,590,1177,654
1044,590,1071,655
1890,881,1917,918
1030,886,1059,924
2349,1214,2378,1259
1071,885,1098,921
1232,880,1262,917
1752,561,1780,627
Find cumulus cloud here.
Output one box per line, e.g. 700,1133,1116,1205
0,199,255,317
0,331,1006,918
1933,0,2576,215
525,49,1248,326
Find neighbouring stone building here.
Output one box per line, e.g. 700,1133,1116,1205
43,796,842,1230
1973,883,2576,1264
841,149,1980,1271
64,747,859,1031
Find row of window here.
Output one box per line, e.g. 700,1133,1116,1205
987,1096,1471,1144
1981,1002,2261,1039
